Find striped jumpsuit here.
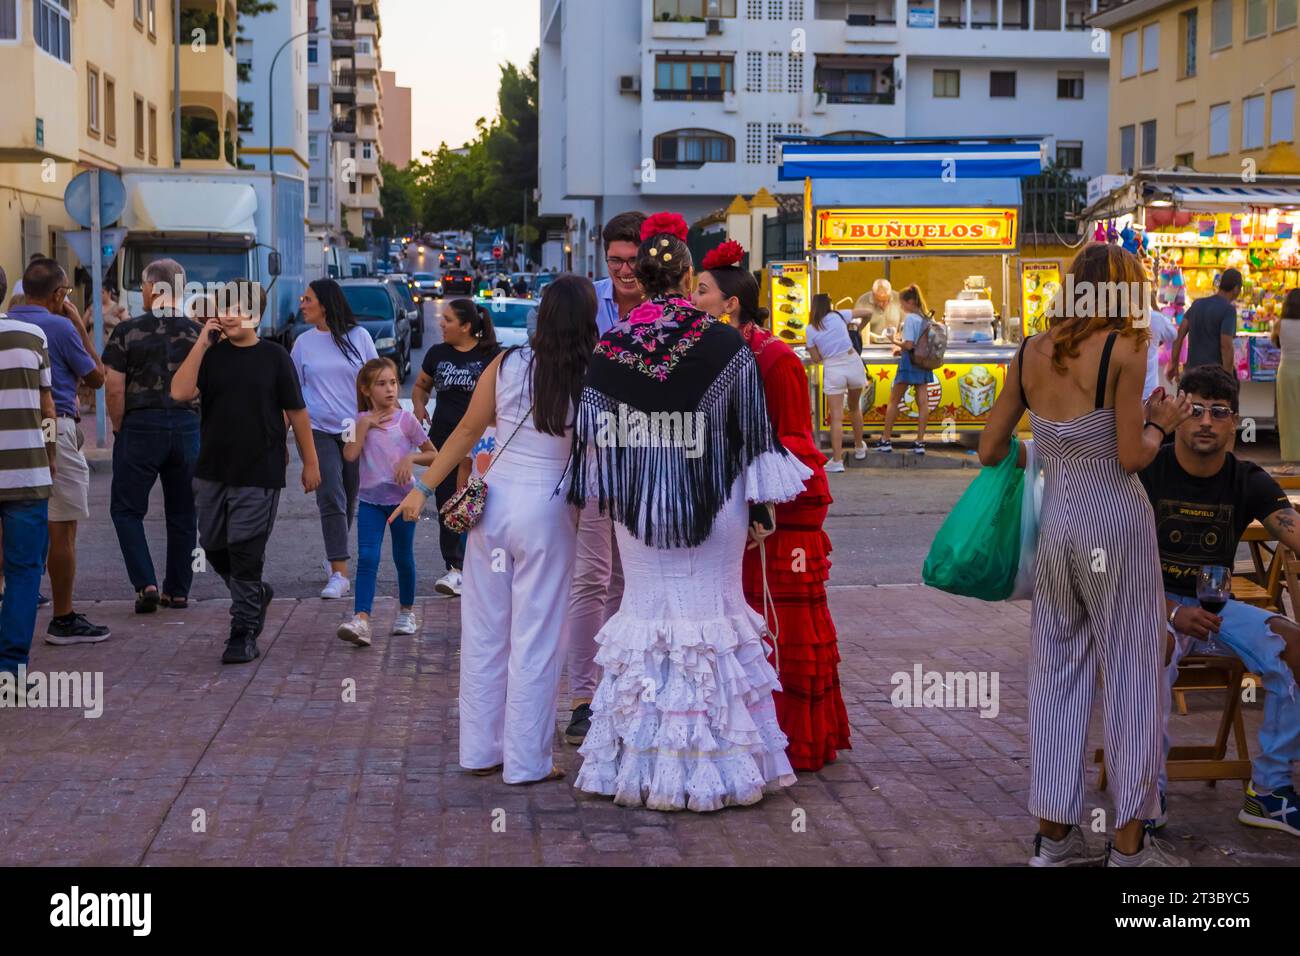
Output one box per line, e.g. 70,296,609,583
1025,332,1164,829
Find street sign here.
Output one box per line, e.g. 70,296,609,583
64,169,126,229
63,228,127,275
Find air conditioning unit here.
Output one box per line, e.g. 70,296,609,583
723,91,739,112
619,74,641,94
706,18,722,34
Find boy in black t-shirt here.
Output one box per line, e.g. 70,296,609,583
171,287,321,664
1139,365,1300,838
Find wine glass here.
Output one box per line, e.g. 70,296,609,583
1195,564,1231,652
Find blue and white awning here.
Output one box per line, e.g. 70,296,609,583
1171,185,1300,208
779,141,1044,181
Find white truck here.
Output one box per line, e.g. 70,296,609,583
115,168,306,341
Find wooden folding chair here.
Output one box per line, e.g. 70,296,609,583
1097,655,1251,791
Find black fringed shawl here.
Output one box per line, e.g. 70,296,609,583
565,296,789,549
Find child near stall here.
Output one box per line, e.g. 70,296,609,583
337,358,436,646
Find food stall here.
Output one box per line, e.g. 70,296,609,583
1083,171,1300,426
776,138,1044,442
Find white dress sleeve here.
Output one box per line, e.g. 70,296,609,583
744,447,812,504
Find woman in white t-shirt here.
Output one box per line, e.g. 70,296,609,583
807,294,866,472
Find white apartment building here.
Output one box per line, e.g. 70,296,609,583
306,0,346,268
332,0,385,240
539,0,1115,276
236,0,310,188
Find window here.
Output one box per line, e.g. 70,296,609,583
134,95,145,158
307,40,318,63
1279,0,1298,30
1273,87,1296,144
1141,22,1159,71
746,51,762,92
309,135,319,159
1140,119,1157,166
134,0,143,24
147,0,156,36
308,86,320,111
653,128,735,168
989,71,1016,97
356,38,371,55
362,141,372,160
1211,0,1232,49
1055,141,1082,169
1057,71,1083,99
104,76,117,145
767,121,781,164
1179,9,1197,77
788,52,803,92
654,55,734,100
1208,102,1230,155
767,51,784,92
148,103,157,163
87,67,101,136
35,0,71,63
310,184,320,205
1119,124,1135,171
1242,94,1266,149
816,57,895,104
745,122,762,163
653,0,738,16
0,0,16,40
933,69,959,98
1120,30,1138,78
1246,0,1267,38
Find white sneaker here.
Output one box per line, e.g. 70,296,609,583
392,610,417,635
824,460,846,473
336,615,371,647
854,443,868,460
320,572,350,599
435,569,463,596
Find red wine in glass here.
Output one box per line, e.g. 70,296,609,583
1195,564,1231,647
1199,596,1227,615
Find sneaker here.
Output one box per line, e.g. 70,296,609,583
853,442,868,460
1238,783,1300,837
44,613,111,646
912,441,926,455
869,439,893,453
37,594,50,607
1028,827,1104,867
1143,791,1168,831
824,460,846,474
564,703,592,745
320,572,350,600
435,569,463,596
1105,833,1190,867
255,582,274,638
221,627,260,665
392,610,417,635
337,615,372,647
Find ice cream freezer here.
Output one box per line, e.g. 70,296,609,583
807,344,1020,440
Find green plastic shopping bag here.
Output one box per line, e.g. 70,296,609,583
922,435,1025,601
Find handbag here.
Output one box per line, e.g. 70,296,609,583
437,404,532,534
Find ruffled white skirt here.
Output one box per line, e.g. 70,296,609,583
576,452,811,812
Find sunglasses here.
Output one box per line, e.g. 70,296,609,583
1189,403,1234,420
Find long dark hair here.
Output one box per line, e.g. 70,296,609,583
705,267,769,328
309,278,363,365
635,232,692,298
444,297,499,353
526,275,598,436
1282,288,1300,320
810,293,833,331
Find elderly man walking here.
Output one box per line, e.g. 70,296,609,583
103,259,203,612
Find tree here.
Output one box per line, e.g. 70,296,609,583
236,0,276,35
374,161,419,239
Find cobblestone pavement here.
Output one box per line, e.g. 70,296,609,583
2,585,1295,867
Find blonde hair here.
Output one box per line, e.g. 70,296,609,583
355,357,398,413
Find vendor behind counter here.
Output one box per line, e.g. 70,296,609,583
849,278,903,344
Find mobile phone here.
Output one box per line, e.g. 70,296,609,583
208,328,222,345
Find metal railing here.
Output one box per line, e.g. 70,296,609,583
1021,172,1087,239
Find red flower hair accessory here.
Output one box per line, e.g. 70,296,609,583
641,212,690,242
701,240,746,271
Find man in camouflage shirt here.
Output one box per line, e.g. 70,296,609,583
103,259,203,611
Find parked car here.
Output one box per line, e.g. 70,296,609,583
382,274,424,348
441,268,475,296
473,296,537,349
292,278,412,382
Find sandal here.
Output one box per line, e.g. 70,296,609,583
159,594,189,609
135,588,160,614
511,766,566,786
468,764,503,777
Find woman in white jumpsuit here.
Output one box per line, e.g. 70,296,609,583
392,277,599,784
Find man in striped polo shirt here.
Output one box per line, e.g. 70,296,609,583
0,265,57,678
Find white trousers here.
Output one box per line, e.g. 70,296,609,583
459,472,579,783
564,499,624,703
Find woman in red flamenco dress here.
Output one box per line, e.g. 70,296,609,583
693,241,850,772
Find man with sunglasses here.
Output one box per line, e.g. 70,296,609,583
561,211,645,746
8,258,109,646
1138,364,1300,838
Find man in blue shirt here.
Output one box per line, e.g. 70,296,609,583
8,258,109,645
591,211,647,336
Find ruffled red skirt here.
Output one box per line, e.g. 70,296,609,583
742,470,850,772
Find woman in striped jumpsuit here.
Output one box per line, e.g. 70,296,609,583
980,244,1193,867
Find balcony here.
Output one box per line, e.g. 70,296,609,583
355,17,380,39
354,154,380,177
0,45,78,162
653,88,727,102
344,190,382,211
356,84,379,107
332,70,356,101
651,19,709,39
181,43,238,119
332,115,357,139
357,119,379,143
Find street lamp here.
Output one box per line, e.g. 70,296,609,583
268,26,326,260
